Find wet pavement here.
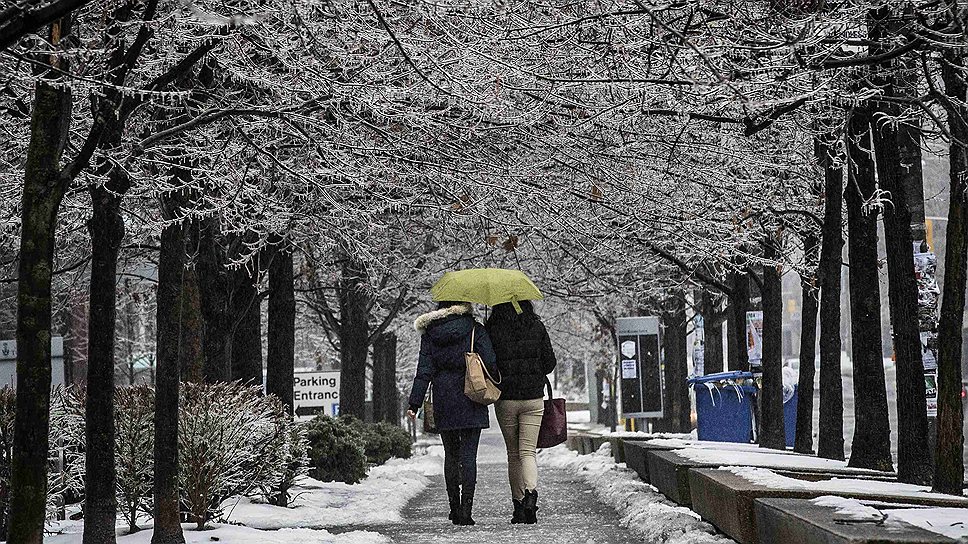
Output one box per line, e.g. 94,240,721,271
359,429,643,543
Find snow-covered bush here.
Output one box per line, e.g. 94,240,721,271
255,396,308,508
304,415,367,484
49,386,86,507
178,382,294,529
0,386,86,528
340,416,413,466
375,422,413,462
115,385,154,533
0,387,14,536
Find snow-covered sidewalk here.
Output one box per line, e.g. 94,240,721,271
538,443,734,544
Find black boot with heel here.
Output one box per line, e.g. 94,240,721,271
447,485,461,525
510,499,526,524
458,487,476,526
522,489,538,524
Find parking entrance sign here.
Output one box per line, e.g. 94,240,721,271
293,371,340,418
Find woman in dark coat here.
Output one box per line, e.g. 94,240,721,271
407,301,498,526
486,300,557,524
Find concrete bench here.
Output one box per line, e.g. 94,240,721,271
645,449,894,507
689,469,968,544
755,497,958,544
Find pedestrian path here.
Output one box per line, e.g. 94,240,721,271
356,429,643,544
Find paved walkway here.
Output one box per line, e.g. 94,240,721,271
359,428,642,543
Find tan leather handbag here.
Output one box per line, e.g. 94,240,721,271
464,327,501,405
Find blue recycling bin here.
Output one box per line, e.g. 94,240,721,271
784,386,798,448
689,371,756,443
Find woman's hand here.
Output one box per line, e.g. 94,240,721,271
407,409,417,420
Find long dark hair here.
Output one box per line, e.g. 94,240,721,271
486,300,537,325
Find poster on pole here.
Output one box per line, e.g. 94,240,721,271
293,371,340,418
746,311,764,370
616,316,662,419
924,370,938,417
692,314,705,377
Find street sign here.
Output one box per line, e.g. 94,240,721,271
616,316,663,419
0,337,65,388
293,371,340,418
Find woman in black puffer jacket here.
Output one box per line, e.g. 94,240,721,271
485,300,557,524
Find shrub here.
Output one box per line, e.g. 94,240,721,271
49,386,86,511
178,382,290,529
115,385,154,533
256,396,308,508
339,416,412,465
0,387,14,536
0,386,86,529
374,422,413,461
304,415,367,484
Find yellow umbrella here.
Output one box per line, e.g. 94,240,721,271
430,268,543,313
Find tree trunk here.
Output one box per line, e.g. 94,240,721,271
727,271,751,372
83,180,126,544
657,296,690,432
934,50,968,494
843,108,894,471
230,263,262,386
338,257,371,419
196,218,230,383
267,242,295,415
372,332,399,424
794,233,820,454
760,236,786,450
177,262,204,383
816,132,846,461
702,289,724,375
865,5,930,482
8,20,74,544
151,193,187,544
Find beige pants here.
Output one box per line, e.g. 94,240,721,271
495,398,545,500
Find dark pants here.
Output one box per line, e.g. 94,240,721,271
440,428,482,492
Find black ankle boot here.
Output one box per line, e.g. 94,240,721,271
511,499,526,524
447,485,461,524
522,489,538,524
459,488,476,526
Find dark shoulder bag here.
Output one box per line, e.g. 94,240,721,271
422,385,438,434
537,378,567,448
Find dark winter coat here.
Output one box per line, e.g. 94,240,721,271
485,303,557,400
407,304,498,431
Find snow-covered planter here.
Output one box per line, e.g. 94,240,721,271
114,385,154,533
178,382,294,529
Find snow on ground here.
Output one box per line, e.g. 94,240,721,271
44,521,387,544
675,447,882,473
224,446,444,529
726,466,966,503
538,443,735,544
811,496,968,540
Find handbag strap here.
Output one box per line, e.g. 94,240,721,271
469,326,502,384
545,377,554,400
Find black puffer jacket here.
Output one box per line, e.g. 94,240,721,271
485,301,557,400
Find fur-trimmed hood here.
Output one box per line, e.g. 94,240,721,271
413,303,474,333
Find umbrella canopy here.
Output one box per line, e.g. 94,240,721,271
430,268,543,312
